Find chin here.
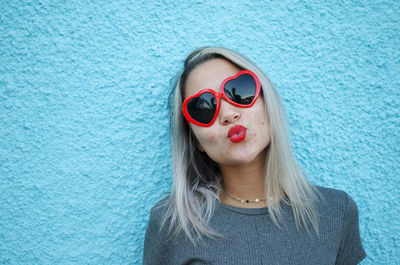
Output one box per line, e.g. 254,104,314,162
231,153,260,165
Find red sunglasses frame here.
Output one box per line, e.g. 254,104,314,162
182,69,261,127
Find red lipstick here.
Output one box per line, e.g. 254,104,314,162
228,125,247,143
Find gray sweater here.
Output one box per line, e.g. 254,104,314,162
143,186,366,265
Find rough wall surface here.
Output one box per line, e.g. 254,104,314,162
1,0,398,264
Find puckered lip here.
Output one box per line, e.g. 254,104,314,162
228,125,247,143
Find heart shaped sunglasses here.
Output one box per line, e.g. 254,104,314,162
182,70,261,127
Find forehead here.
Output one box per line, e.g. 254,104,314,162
184,58,241,98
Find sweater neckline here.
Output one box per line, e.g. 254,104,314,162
216,198,291,216
216,201,270,215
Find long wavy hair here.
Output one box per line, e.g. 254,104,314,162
159,46,324,245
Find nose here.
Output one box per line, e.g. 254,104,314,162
218,99,241,125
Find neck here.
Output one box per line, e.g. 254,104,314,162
219,150,267,208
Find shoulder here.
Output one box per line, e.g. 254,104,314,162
149,194,170,217
314,185,346,199
143,194,173,264
314,185,357,208
313,185,361,224
314,187,367,263
147,194,171,231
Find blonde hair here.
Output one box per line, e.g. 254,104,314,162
159,46,324,245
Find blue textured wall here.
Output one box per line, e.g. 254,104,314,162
1,0,399,264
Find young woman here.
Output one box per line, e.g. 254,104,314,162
143,47,366,264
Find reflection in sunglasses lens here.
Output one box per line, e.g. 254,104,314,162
224,74,255,105
187,92,217,124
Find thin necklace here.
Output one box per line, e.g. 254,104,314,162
223,189,266,204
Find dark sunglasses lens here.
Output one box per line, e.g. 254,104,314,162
187,92,217,124
224,74,256,105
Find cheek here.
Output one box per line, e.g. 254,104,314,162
261,121,269,131
253,113,270,142
198,132,217,144
207,135,217,141
191,126,219,145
